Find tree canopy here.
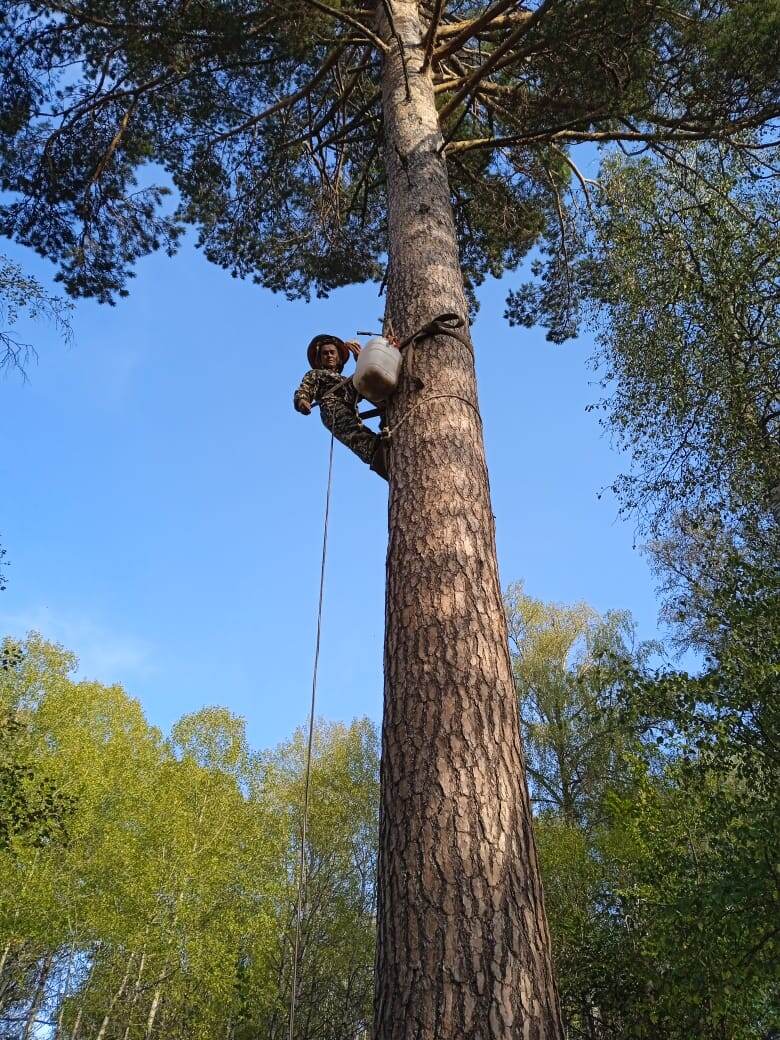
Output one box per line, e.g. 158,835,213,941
506,581,657,825
507,139,779,648
510,145,779,530
507,581,780,1040
1,1,778,304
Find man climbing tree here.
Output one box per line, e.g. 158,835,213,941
2,2,777,1037
294,333,389,478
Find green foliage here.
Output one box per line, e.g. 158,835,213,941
509,582,780,1039
0,254,73,373
0,706,73,852
2,580,776,1040
618,559,780,1027
508,147,779,538
1,2,776,303
508,145,779,649
0,634,377,1040
248,719,379,1039
507,582,657,824
594,153,778,536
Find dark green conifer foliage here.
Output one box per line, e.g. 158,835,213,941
0,1,777,304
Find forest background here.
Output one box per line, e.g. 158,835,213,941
1,2,779,1037
0,213,664,748
2,169,778,1036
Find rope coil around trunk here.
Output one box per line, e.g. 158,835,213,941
383,311,483,440
397,311,472,390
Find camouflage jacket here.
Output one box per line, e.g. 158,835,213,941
293,368,359,413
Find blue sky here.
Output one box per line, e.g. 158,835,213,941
1,232,666,752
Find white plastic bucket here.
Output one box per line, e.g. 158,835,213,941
353,336,402,404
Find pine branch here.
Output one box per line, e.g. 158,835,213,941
304,55,373,147
444,126,723,155
209,46,345,145
437,0,557,125
310,90,382,151
380,0,411,100
421,0,447,71
434,0,529,63
88,100,138,187
296,0,389,53
550,144,597,209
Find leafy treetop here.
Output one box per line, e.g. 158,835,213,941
1,1,778,303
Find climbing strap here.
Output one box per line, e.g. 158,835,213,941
382,311,483,440
288,430,335,1040
396,311,471,390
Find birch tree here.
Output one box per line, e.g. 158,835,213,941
505,582,657,826
1,635,381,1040
3,3,779,1035
252,720,379,1040
507,145,780,651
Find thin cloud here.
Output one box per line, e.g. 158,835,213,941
0,605,155,683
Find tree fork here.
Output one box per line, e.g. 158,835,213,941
375,3,563,1038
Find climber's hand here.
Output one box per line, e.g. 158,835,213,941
345,339,361,358
388,333,400,349
297,401,312,415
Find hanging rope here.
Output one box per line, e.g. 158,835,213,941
288,429,335,1040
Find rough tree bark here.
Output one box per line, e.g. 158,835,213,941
374,4,563,1039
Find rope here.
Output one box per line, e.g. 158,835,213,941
382,312,481,442
398,312,471,391
381,391,483,441
288,429,335,1040
397,311,470,351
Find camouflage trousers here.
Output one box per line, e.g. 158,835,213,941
319,399,380,466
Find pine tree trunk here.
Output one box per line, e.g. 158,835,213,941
374,4,563,1038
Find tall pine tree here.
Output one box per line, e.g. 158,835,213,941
2,3,778,1036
